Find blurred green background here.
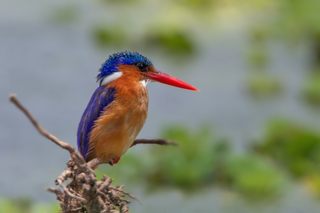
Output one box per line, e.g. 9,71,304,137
2,0,320,212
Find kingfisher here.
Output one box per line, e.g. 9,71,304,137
77,51,197,167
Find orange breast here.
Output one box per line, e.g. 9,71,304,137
87,74,148,163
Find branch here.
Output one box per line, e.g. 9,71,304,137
9,94,75,154
9,94,130,212
131,139,176,147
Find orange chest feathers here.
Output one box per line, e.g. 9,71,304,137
87,81,149,163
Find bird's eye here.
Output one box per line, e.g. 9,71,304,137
135,62,148,72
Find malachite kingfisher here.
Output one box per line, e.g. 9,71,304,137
77,51,197,166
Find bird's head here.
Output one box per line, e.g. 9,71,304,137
97,51,198,91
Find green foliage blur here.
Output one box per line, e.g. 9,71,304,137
246,72,282,98
255,119,320,178
95,117,320,200
144,27,195,56
302,72,320,106
98,125,287,199
0,198,59,213
146,126,226,190
224,154,285,199
254,119,320,197
146,126,286,199
98,119,320,199
93,26,127,48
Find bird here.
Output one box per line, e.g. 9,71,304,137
77,51,197,167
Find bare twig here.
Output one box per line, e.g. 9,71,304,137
9,94,76,154
109,186,137,201
10,94,131,213
131,139,176,147
60,185,87,203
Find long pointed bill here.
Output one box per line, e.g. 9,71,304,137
145,71,198,91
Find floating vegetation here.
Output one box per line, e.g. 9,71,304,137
144,27,195,57
247,46,268,70
225,154,286,199
246,26,282,99
247,27,270,70
246,72,282,98
92,26,127,48
140,125,285,198
174,0,216,11
275,0,320,37
255,119,320,178
91,24,196,58
302,72,320,107
304,174,320,198
96,122,320,200
0,198,59,213
254,119,320,196
96,125,289,199
145,126,226,191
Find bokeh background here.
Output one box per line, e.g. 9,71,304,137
2,0,320,212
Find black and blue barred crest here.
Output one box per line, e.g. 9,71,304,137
97,51,153,83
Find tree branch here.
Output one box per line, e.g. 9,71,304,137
9,95,79,154
131,139,176,147
9,94,130,213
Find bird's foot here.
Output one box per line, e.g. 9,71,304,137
108,156,120,166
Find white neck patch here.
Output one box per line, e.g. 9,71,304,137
140,79,149,88
100,72,123,86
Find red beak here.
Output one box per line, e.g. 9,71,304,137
145,71,198,91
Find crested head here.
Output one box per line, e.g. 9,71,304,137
97,51,153,85
96,51,198,91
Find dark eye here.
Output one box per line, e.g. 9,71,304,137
135,62,148,72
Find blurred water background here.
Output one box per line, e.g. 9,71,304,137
2,0,320,212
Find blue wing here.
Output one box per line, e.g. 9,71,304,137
77,86,116,159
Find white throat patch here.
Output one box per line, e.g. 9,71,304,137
100,72,123,86
140,80,149,87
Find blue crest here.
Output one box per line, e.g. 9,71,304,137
97,51,152,83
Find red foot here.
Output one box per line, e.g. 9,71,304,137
108,156,120,166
